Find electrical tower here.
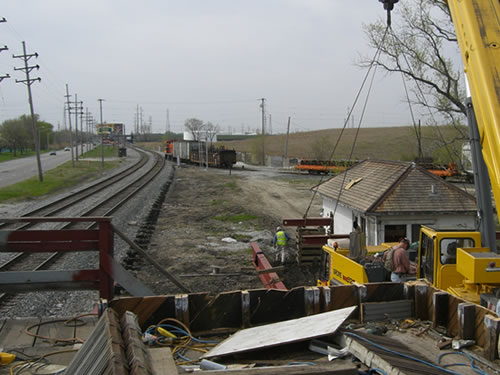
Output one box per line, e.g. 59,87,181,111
13,41,43,181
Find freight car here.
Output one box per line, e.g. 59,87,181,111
165,140,236,168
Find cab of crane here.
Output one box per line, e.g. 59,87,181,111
418,226,479,291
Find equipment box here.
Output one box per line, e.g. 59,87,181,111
364,262,387,282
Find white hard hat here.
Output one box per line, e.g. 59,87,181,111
276,226,282,231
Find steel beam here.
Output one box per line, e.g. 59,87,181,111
301,234,349,245
251,242,286,290
282,217,332,227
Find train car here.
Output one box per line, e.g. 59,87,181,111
165,140,236,168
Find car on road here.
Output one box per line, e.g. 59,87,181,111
64,147,70,151
49,151,57,155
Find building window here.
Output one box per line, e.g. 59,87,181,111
384,224,406,242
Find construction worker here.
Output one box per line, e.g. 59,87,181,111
383,238,411,282
273,226,290,264
348,220,366,261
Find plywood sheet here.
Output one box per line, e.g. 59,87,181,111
202,306,356,358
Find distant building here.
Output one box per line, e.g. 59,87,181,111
315,160,477,244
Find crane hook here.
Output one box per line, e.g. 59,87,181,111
378,0,399,26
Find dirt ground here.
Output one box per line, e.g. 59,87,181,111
131,164,324,295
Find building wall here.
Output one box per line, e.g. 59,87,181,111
376,214,476,244
321,196,476,245
321,197,356,235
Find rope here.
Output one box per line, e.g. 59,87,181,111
303,24,391,220
388,28,460,165
23,313,97,345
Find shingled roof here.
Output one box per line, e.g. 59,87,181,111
315,160,477,215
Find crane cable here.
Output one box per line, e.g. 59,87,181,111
388,28,462,169
303,24,391,220
388,27,474,220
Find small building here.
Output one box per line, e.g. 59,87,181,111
315,160,477,245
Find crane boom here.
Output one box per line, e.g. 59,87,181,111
447,0,500,219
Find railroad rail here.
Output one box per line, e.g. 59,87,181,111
0,148,166,309
0,147,149,231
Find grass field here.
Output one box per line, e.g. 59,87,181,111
0,152,121,202
218,125,467,164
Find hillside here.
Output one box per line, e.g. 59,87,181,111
217,125,467,163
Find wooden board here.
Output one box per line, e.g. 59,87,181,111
202,306,356,358
149,347,178,375
203,362,358,375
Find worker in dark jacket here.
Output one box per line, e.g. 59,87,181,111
273,226,290,264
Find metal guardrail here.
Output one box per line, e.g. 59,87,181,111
0,217,154,299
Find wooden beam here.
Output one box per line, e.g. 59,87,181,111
432,292,449,328
458,303,476,340
414,284,429,320
483,315,500,361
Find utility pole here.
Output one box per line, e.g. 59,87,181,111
79,101,84,155
14,41,43,181
260,98,266,166
85,108,90,151
135,104,139,136
284,116,291,168
166,108,170,135
74,94,79,161
64,84,75,167
98,99,104,169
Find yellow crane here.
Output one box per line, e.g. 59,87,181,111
320,0,500,311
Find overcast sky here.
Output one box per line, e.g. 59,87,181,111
0,1,443,135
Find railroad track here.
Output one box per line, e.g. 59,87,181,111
0,148,167,309
0,147,149,231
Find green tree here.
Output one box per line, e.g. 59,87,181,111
0,118,30,155
361,0,466,125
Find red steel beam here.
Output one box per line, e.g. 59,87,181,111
301,234,349,246
282,217,332,227
6,229,99,242
0,217,115,300
251,242,287,290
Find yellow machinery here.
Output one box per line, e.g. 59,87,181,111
320,0,500,311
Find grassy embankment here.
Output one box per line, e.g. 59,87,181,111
0,150,38,162
218,125,466,163
0,145,122,203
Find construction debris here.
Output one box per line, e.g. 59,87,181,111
202,306,357,358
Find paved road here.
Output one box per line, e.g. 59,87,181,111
0,149,75,188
